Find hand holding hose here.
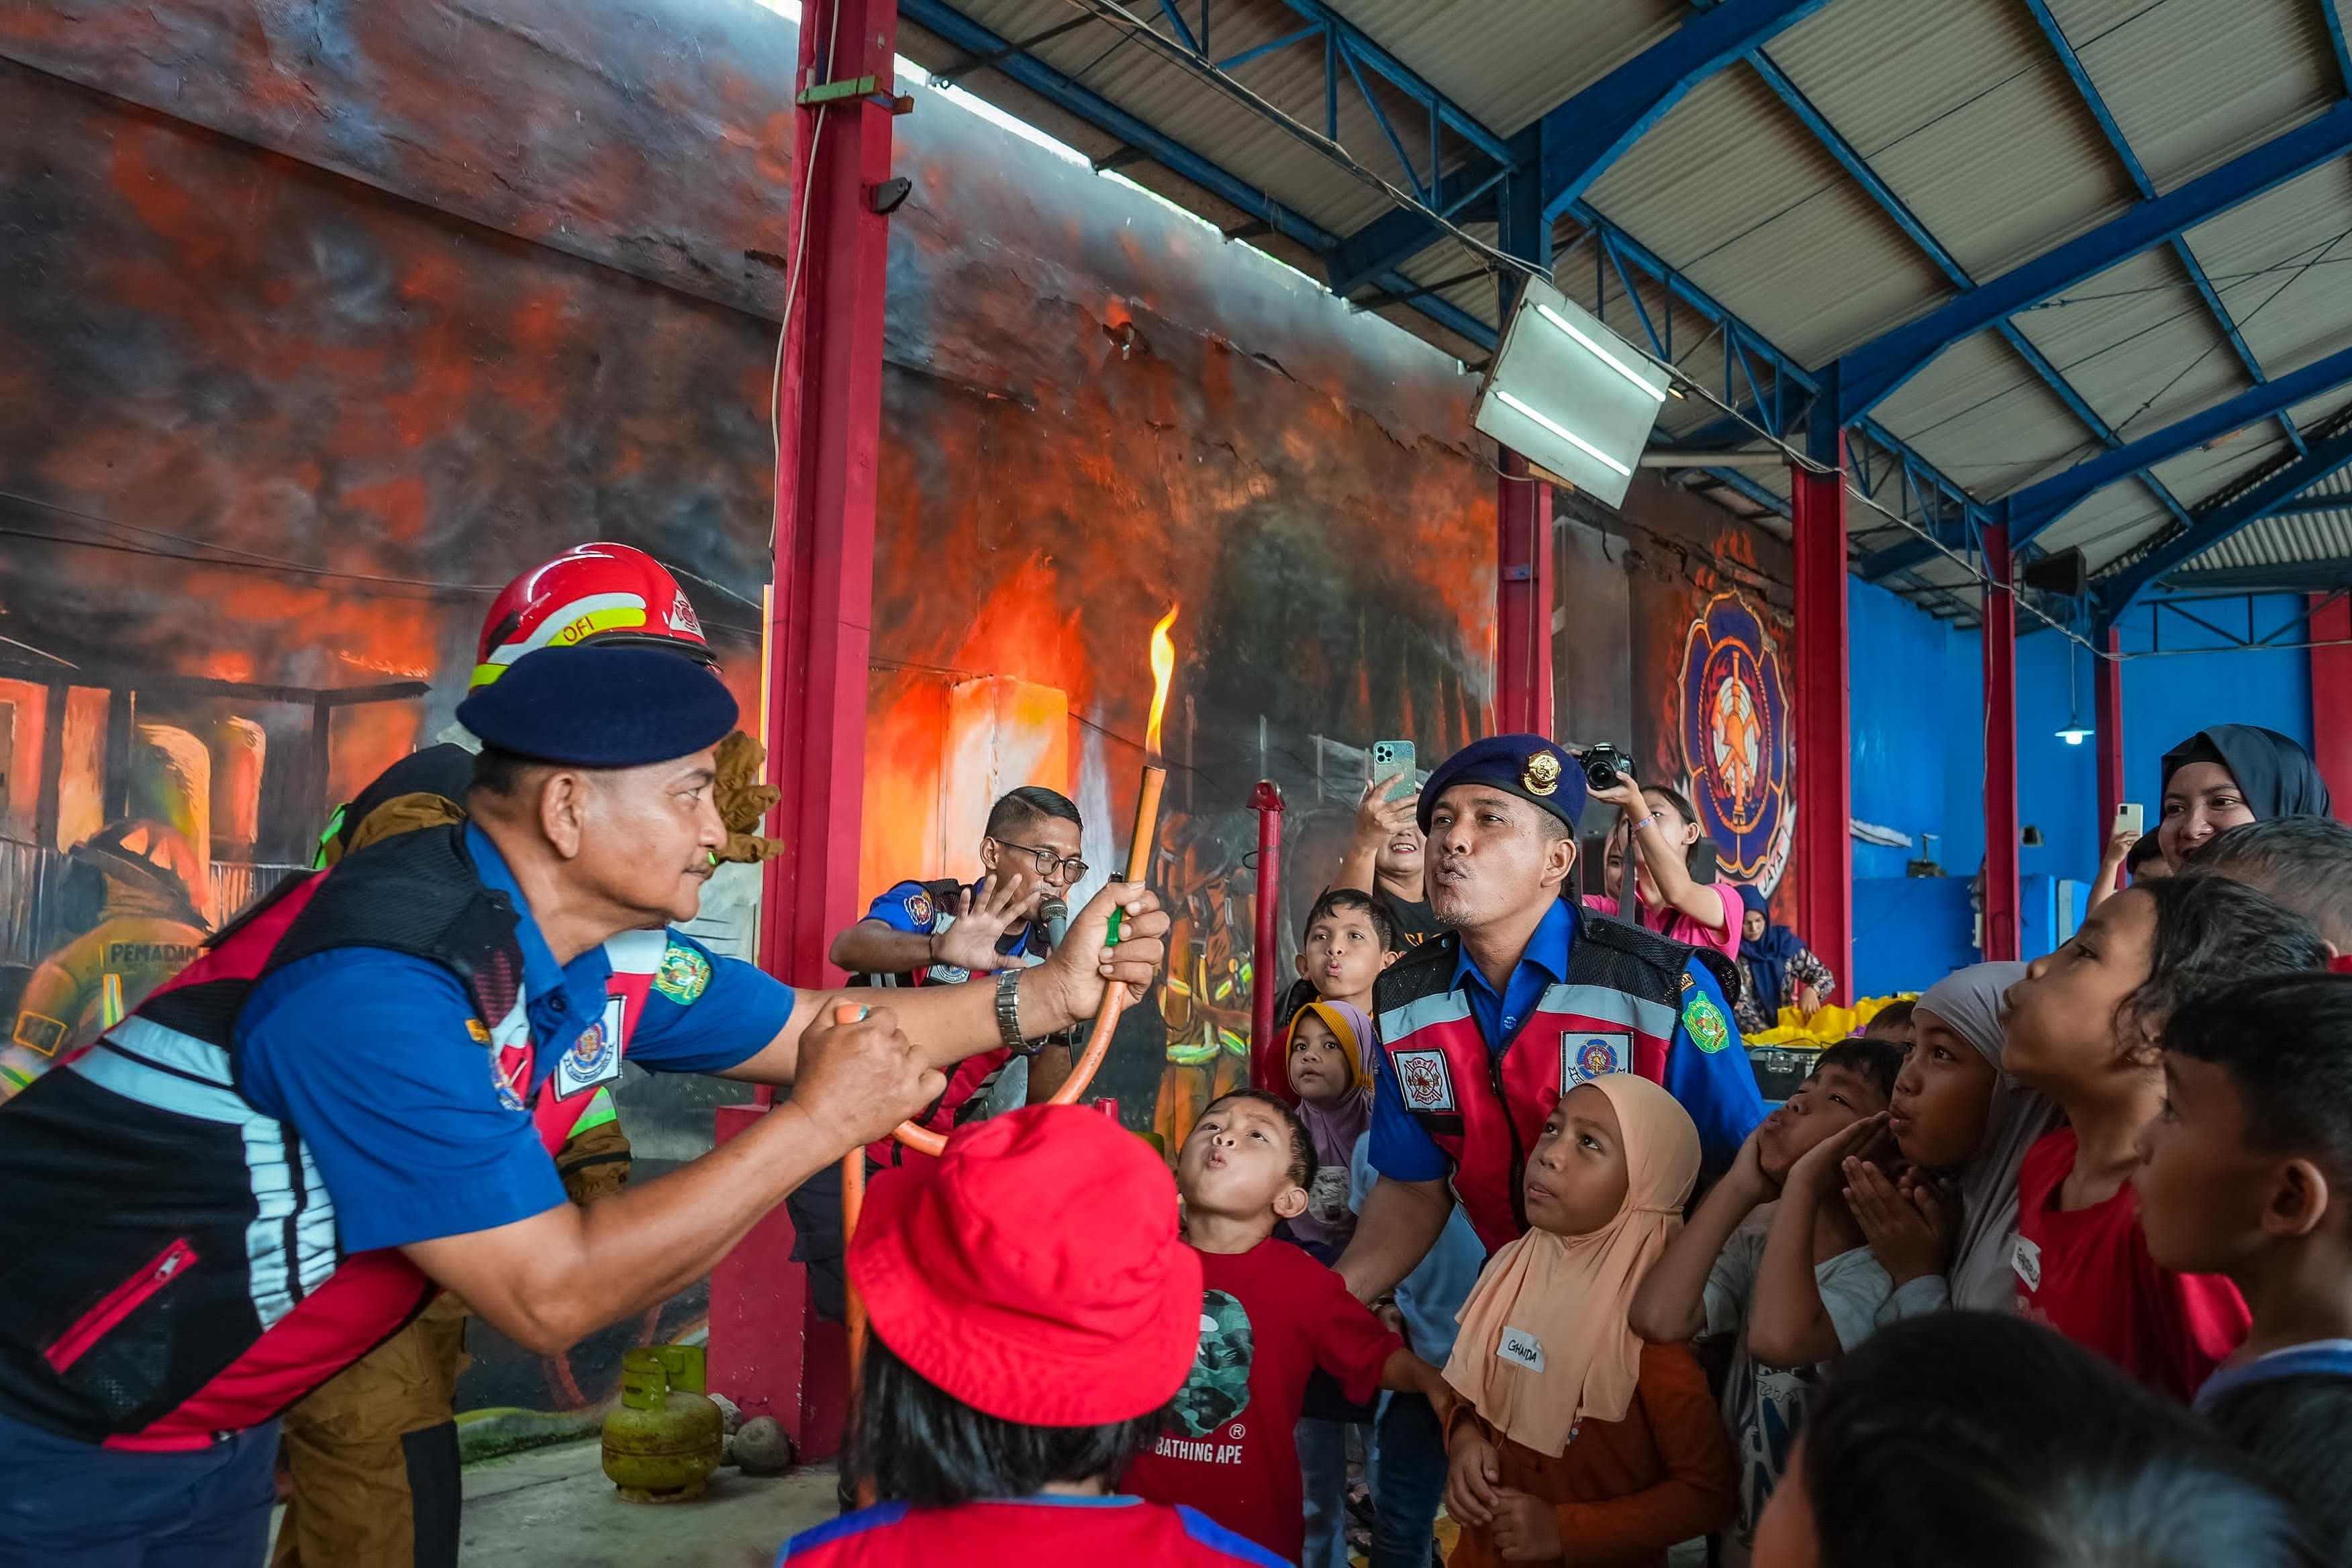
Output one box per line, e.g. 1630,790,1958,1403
1026,881,1169,1027
785,1003,945,1150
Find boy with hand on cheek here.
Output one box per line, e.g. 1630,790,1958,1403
2137,973,2352,1404
1630,1042,1902,1559
1124,1091,1448,1566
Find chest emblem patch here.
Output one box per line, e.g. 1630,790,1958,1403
556,997,627,1099
1390,1048,1458,1113
1562,1032,1629,1091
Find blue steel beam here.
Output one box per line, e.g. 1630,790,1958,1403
2019,0,2304,455
1741,44,2196,528
1536,0,1838,220
1314,0,1832,287
1834,99,2352,424
2265,490,2352,518
2006,340,2352,542
2100,421,2352,618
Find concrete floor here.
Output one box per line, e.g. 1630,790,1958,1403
272,1440,839,1568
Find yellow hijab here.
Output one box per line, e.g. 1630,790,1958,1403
1443,1073,1699,1455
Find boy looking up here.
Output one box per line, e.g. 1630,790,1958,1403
1630,1040,1903,1556
2136,973,2352,1404
1125,1090,1448,1565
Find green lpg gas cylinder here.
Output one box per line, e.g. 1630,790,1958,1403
601,1344,724,1502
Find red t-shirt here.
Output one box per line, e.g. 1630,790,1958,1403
2014,1128,2250,1402
776,1496,1288,1565
1122,1239,1404,1563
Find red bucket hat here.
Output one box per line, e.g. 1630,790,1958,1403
849,1104,1202,1427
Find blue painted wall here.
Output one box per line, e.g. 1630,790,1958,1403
1843,583,2314,997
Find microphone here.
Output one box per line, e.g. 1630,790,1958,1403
1040,897,1070,953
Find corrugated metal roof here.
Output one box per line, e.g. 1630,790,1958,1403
2066,0,2338,189
898,0,2352,600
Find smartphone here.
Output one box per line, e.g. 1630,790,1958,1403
2114,802,2144,836
1370,740,1417,801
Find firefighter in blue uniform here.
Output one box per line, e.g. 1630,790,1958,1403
0,646,1168,1566
1334,734,1764,1303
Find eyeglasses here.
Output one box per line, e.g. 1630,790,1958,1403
989,838,1089,883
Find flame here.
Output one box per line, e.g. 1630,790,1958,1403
1143,603,1179,758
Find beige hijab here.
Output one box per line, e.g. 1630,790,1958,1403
1443,1073,1700,1455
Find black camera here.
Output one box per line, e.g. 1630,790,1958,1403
1581,744,1632,792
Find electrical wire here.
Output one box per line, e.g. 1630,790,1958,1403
768,0,848,557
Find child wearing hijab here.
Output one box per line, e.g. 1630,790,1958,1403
2157,723,2333,866
1283,1001,1376,1261
1444,1074,1736,1567
2001,875,2330,1399
1846,963,2063,1321
1281,1001,1377,1568
1730,885,1836,1033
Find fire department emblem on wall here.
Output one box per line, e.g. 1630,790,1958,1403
1677,593,1794,893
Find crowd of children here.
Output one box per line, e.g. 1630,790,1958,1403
781,723,2352,1567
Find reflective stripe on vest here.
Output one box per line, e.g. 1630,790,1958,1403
1379,981,1679,1254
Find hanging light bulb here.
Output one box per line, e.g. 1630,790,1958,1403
2055,639,2092,744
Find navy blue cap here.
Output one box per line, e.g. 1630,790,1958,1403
1418,734,1586,832
455,644,738,767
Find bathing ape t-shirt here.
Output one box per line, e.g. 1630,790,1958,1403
1122,1239,1401,1565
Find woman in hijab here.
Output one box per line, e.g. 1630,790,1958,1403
1854,963,2063,1321
2158,724,2333,865
1731,885,1837,1032
1443,1074,1736,1567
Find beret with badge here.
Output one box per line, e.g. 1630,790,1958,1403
454,644,739,769
1417,733,1589,833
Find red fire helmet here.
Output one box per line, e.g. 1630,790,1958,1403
471,542,715,689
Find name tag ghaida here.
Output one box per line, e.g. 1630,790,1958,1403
2012,1234,2043,1292
1497,1326,1545,1373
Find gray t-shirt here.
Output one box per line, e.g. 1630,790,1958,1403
1704,1208,1892,1543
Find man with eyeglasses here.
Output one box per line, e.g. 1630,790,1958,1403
784,787,1092,1367
828,784,1090,1155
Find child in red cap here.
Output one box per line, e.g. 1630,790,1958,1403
1122,1089,1451,1564
777,1104,1284,1567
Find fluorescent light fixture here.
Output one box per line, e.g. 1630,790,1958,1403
1535,305,1666,403
1472,277,1666,507
1494,391,1632,479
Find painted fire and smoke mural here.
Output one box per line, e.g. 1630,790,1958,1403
0,0,1500,1437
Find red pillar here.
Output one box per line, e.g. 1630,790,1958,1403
710,0,899,1459
1981,526,2021,962
2313,594,2352,804
1791,447,1853,991
2094,626,2123,838
1496,451,1554,736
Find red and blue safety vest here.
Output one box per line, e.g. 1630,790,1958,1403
0,826,650,1450
1374,909,1731,1253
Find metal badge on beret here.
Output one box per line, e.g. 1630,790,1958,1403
1523,750,1562,797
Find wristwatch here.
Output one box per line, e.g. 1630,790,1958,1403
995,969,1044,1057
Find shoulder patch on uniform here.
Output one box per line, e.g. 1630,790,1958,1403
654,939,712,1005
904,889,934,927
1683,993,1732,1054
466,1018,492,1044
